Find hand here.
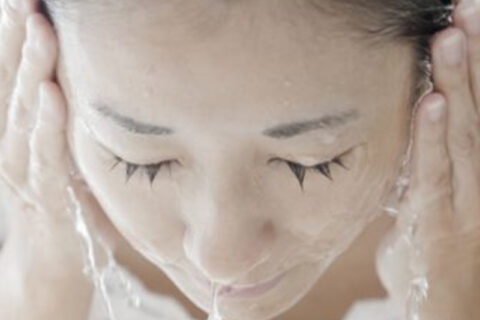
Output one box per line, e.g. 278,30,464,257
0,0,101,313
0,1,98,318
376,1,480,319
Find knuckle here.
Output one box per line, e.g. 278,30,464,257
411,160,452,192
449,126,479,157
427,166,452,189
433,168,452,189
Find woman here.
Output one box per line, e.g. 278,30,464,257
0,0,479,319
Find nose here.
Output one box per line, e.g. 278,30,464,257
181,157,276,284
183,218,275,285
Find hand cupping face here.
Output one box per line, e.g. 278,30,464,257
377,0,480,319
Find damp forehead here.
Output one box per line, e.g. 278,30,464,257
55,0,414,139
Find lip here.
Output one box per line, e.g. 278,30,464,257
175,264,290,299
217,270,288,298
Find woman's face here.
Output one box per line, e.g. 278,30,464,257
53,1,414,319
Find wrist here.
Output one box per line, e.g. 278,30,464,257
5,212,87,275
0,231,94,319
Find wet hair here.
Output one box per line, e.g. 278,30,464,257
306,0,454,107
39,0,53,23
39,0,454,108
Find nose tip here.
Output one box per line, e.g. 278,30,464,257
183,220,275,285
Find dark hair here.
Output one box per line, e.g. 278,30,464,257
39,0,53,23
301,0,454,107
39,0,454,107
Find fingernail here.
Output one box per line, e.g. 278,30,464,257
441,31,466,66
461,5,480,35
427,96,446,122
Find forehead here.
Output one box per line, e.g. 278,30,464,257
54,1,414,129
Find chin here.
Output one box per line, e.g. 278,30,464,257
161,262,324,320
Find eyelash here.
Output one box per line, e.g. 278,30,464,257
268,153,349,190
109,155,179,184
109,152,350,187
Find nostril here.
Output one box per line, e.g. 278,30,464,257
261,219,275,239
181,219,276,285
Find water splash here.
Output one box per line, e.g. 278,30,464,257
66,185,119,320
380,175,409,218
97,237,143,310
376,60,439,318
406,276,429,320
65,162,144,320
381,187,431,316
207,283,223,320
379,166,430,319
403,208,429,320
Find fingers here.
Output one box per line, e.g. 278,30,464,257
2,13,58,183
453,0,480,113
407,93,454,241
431,25,480,232
432,28,476,138
12,13,58,127
0,0,38,135
29,81,70,215
0,0,38,69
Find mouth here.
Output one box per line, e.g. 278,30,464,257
217,270,288,298
184,265,290,299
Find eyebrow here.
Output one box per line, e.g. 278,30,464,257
91,103,359,139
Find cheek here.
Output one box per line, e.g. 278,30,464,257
284,143,403,248
70,118,186,264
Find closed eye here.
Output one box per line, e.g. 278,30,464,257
109,155,179,185
268,151,350,190
108,149,351,188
